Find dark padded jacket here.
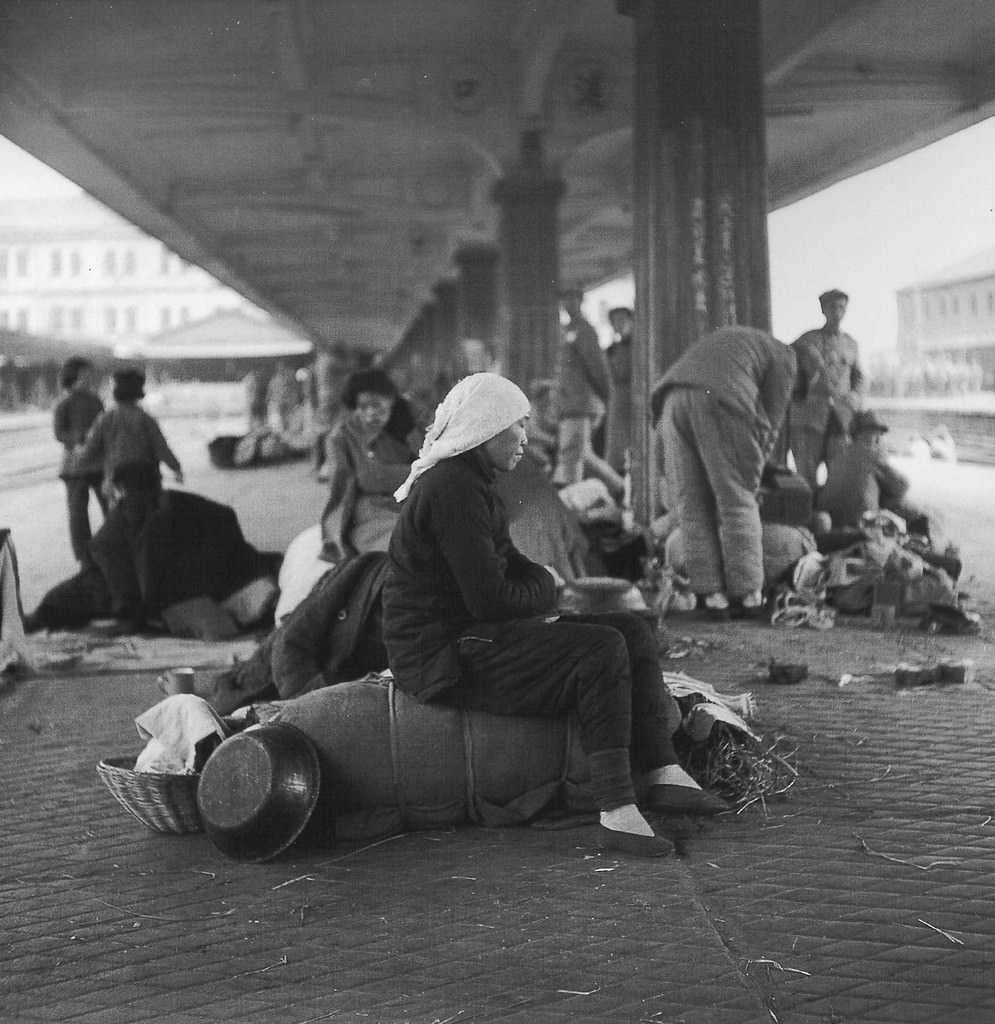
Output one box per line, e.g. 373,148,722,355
382,449,557,702
207,551,388,714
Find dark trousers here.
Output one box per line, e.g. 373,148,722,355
448,611,678,773
63,473,108,563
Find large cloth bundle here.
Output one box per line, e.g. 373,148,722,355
256,677,594,842
666,522,816,589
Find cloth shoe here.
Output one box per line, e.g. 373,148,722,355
732,590,765,621
645,784,729,816
598,824,673,858
702,592,730,622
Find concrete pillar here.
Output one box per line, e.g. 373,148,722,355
386,302,432,394
431,279,459,390
491,130,565,388
620,0,771,520
454,243,499,354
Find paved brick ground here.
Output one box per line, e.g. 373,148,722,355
4,454,995,1023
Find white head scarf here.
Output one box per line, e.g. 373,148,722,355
393,372,530,502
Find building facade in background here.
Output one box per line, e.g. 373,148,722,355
895,249,995,392
0,194,254,345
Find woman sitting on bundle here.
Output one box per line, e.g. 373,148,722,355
320,369,422,562
381,372,726,859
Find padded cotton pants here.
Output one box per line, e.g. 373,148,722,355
659,386,765,598
447,611,678,774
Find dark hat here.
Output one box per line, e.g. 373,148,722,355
819,288,849,306
112,366,146,400
851,410,889,435
110,461,162,494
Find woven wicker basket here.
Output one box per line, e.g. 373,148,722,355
96,757,203,834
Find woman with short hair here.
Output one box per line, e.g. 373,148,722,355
319,369,421,562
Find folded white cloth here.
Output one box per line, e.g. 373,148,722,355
134,694,229,774
394,373,530,502
274,524,332,624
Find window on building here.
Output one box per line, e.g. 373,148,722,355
180,306,190,324
923,298,931,321
50,307,65,332
123,249,137,275
50,250,62,277
16,309,28,330
70,251,82,276
160,307,172,330
124,306,138,331
0,310,9,328
105,307,118,333
952,295,960,317
0,250,7,278
989,291,994,315
15,249,29,276
104,250,117,276
70,308,84,334
159,249,171,275
971,293,978,317
939,296,947,318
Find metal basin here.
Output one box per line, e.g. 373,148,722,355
197,723,321,862
559,576,648,614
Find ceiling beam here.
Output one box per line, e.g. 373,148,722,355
0,60,315,340
769,59,972,110
764,0,879,87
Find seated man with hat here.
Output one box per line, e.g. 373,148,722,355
815,410,927,534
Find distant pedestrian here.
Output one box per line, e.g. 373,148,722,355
788,288,864,489
53,357,107,563
312,343,351,476
604,306,634,473
79,367,183,506
553,285,621,496
266,361,297,433
243,370,268,431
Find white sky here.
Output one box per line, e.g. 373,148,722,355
4,118,995,357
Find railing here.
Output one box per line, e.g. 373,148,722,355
871,395,995,464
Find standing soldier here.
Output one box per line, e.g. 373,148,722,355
788,288,864,490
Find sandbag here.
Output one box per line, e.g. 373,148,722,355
258,678,593,841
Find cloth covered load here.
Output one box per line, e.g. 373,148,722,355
250,676,594,842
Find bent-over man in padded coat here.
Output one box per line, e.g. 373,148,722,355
651,326,797,619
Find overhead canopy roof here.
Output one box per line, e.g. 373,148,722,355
2,0,994,353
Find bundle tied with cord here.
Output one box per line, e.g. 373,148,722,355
250,675,595,841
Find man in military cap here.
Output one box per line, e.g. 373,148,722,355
788,288,864,490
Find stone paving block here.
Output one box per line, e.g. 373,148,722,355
6,608,995,1024
939,1008,995,1024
